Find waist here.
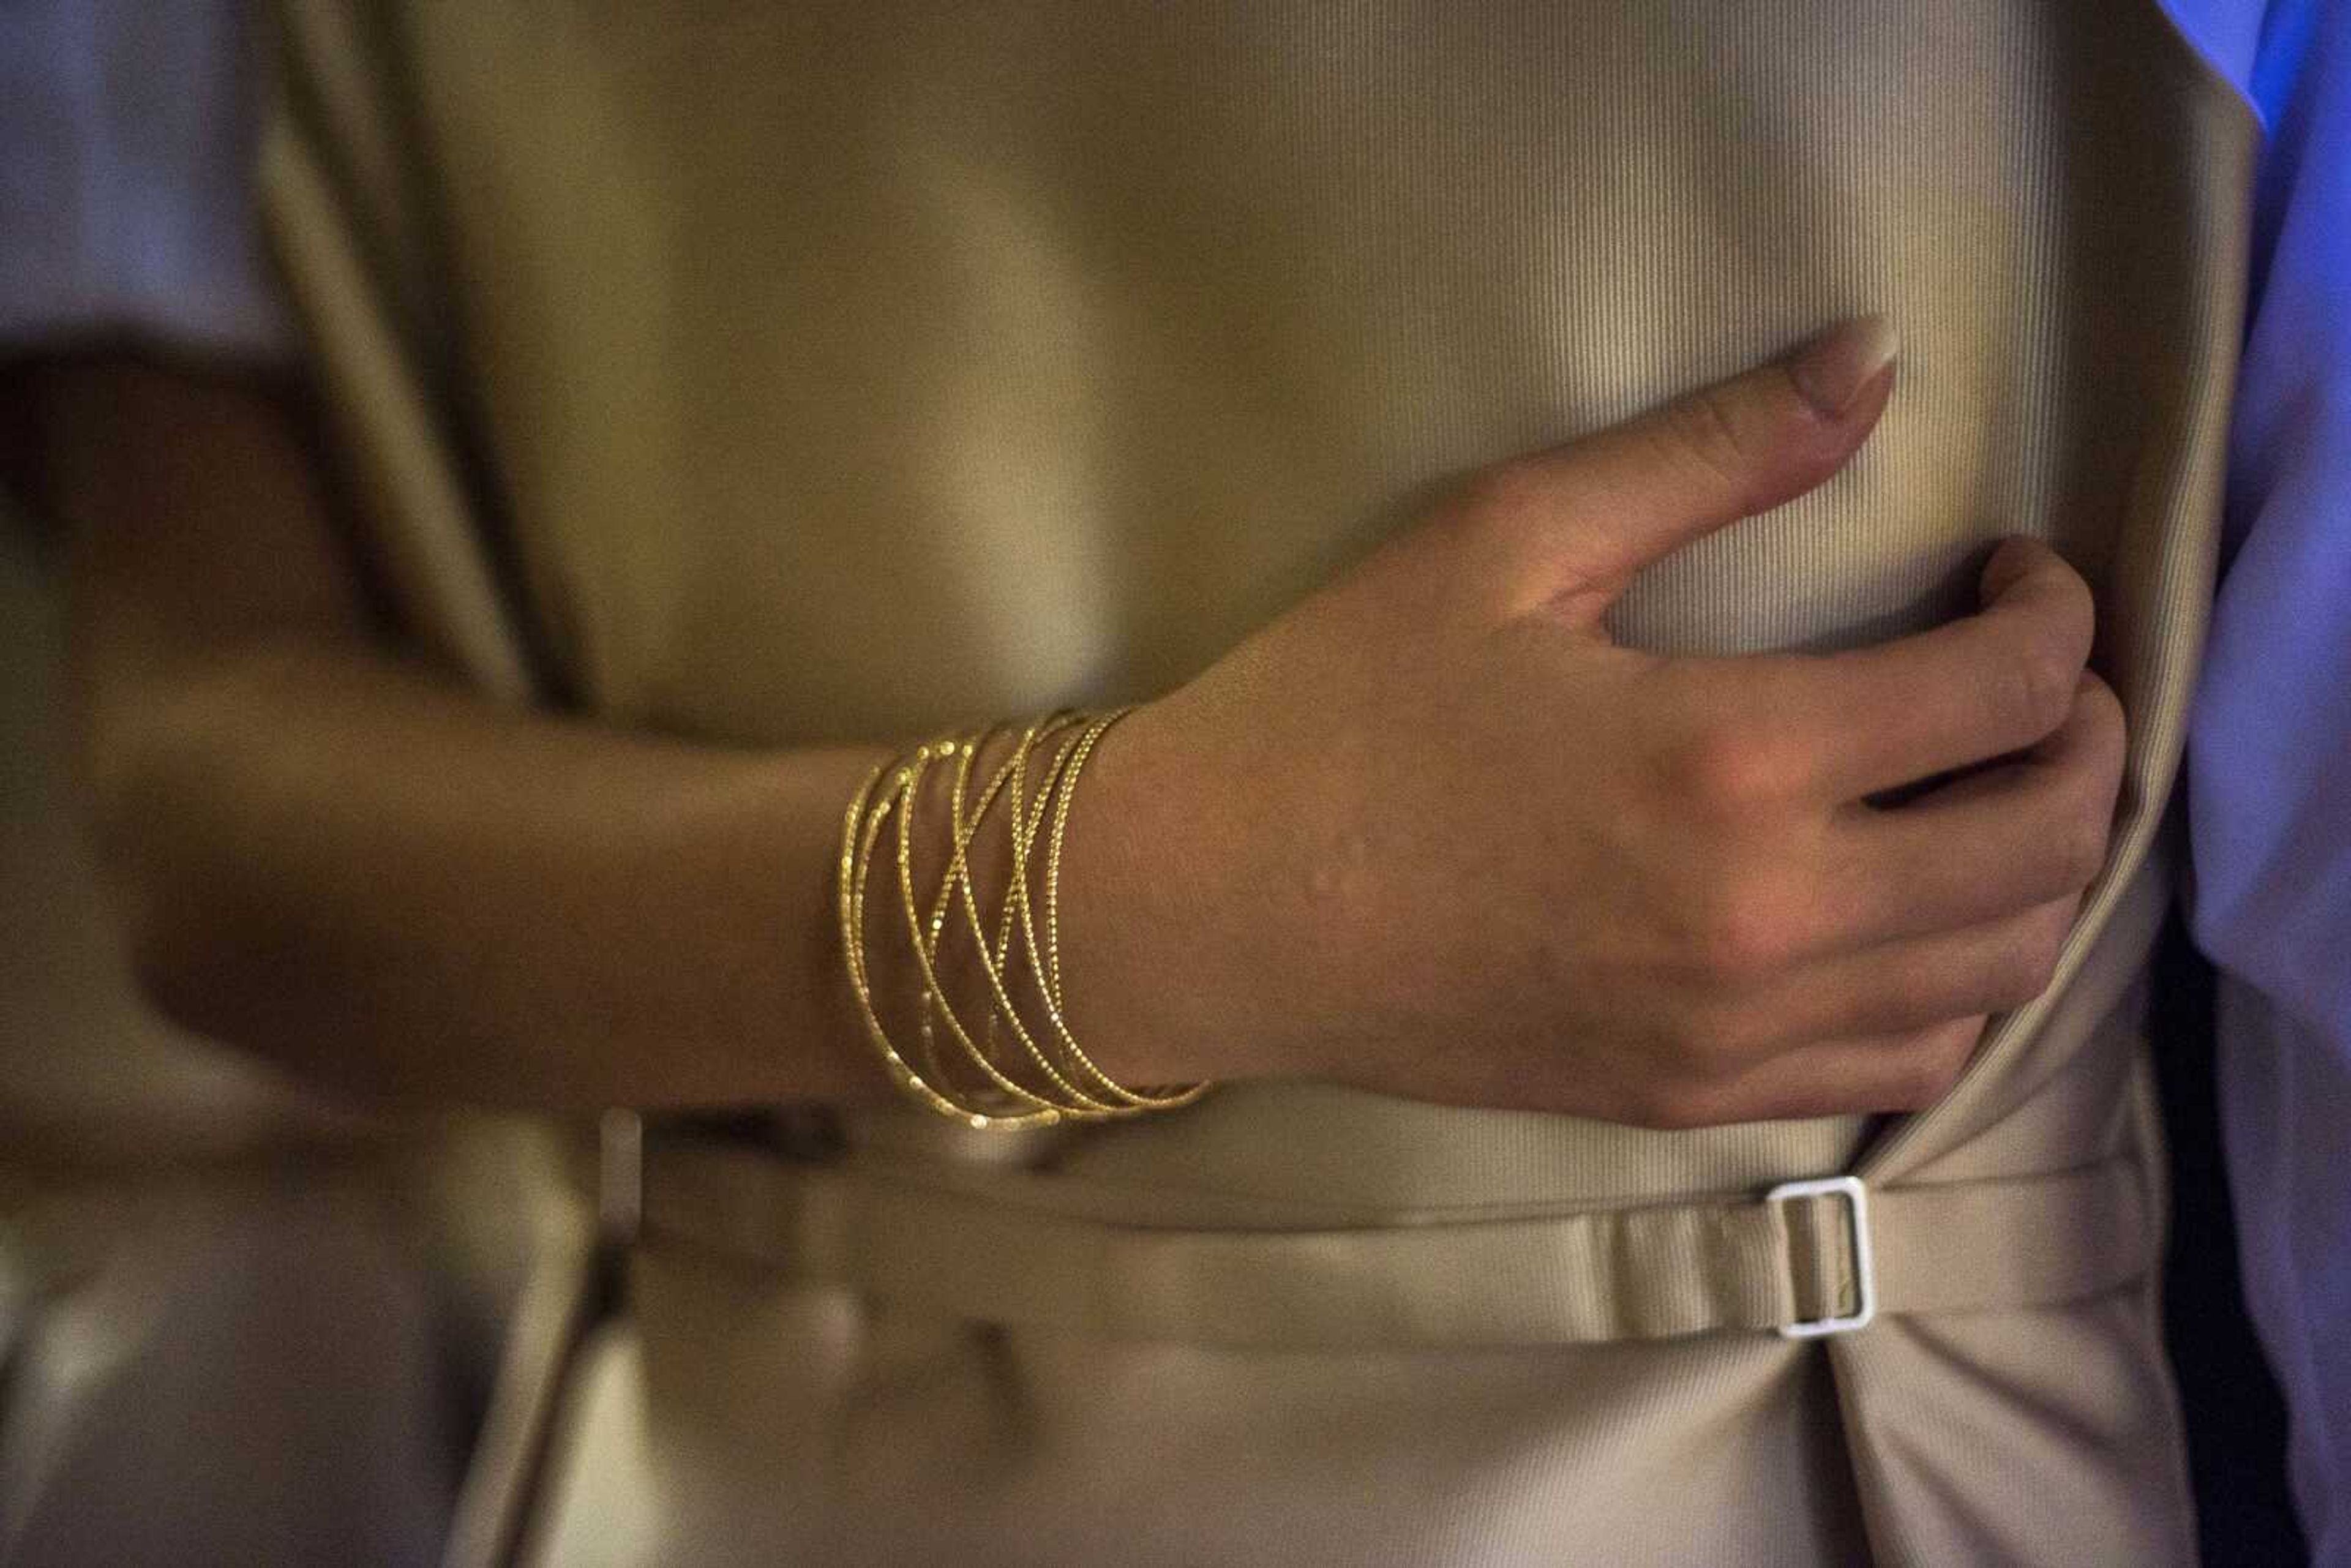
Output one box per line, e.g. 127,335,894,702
594,840,2173,1346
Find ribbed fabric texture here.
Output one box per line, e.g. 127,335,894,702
264,2,2259,1562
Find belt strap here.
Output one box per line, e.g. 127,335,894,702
633,1138,2153,1349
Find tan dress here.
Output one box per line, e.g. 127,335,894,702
260,2,2256,1562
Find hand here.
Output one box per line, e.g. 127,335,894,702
1077,317,2127,1127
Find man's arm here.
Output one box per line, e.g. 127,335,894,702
2184,0,2351,1555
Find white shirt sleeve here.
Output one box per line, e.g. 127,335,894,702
0,0,294,362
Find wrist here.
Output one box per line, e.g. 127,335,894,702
1048,697,1271,1088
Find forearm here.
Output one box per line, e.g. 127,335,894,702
45,354,1203,1111
98,638,893,1108
46,325,2115,1128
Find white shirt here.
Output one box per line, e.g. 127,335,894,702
1,0,291,361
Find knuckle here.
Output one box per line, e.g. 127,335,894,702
1657,388,1757,500
1991,929,2064,1007
2057,809,2112,888
1902,1060,1966,1111
1982,967,2038,1015
1455,457,1553,528
1712,915,1793,988
1937,1015,1988,1073
1891,1037,1971,1109
1669,722,1802,816
2044,893,2087,942
2042,555,2097,636
1990,642,2077,743
2075,669,2128,748
2007,546,2097,653
2032,902,2077,972
2058,566,2099,649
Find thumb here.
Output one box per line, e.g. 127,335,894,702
1485,315,1899,625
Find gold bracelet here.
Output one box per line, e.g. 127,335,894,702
901,719,1112,1115
839,749,1046,1127
835,708,1212,1128
1017,710,1209,1111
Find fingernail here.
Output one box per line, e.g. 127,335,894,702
1789,315,1900,418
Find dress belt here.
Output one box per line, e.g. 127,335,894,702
622,1128,2154,1349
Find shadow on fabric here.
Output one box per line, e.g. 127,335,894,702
2152,907,2308,1567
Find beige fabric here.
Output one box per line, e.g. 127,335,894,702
260,1,2258,1562
0,493,566,1568
435,1198,600,1568
631,1128,2154,1348
0,1125,571,1568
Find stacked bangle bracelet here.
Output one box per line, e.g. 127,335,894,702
836,707,1212,1128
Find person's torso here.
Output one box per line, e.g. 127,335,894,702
264,5,2257,1559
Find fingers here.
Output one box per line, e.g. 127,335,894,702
1641,658,2123,962
1586,623,2120,1132
1637,887,2080,1127
1467,316,1900,625
1722,536,2098,802
1809,668,2126,947
1674,1015,1990,1125
1714,894,2080,1052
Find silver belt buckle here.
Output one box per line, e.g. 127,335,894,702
1766,1174,1876,1339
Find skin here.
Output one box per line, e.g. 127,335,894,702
1067,317,2126,1126
37,317,2125,1126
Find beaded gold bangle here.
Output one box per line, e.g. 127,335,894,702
836,708,1211,1128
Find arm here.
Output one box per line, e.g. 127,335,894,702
2184,0,2351,1551
7,0,793,1111
51,323,2123,1124
51,354,896,1109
